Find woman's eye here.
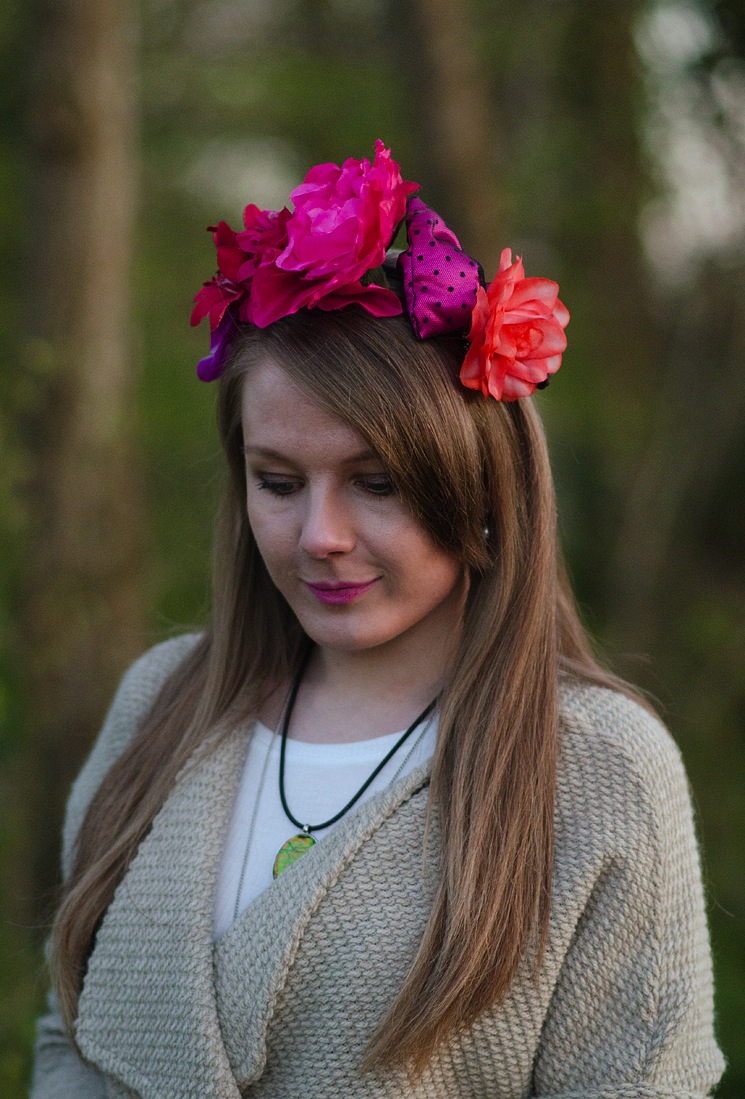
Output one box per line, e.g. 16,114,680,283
256,477,299,497
361,476,395,497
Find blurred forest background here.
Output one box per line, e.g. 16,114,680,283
1,0,744,1094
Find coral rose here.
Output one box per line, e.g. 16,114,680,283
460,249,570,402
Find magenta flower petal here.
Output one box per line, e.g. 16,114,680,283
196,308,239,381
191,278,240,331
246,263,320,327
276,140,417,293
192,143,417,376
313,282,403,318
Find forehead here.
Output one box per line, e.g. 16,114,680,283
241,358,374,461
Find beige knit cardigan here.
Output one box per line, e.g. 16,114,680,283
31,634,725,1099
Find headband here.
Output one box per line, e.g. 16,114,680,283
191,141,569,400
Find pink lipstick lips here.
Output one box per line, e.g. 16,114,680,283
305,579,379,605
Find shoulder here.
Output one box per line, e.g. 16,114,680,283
108,633,202,721
61,633,202,877
555,678,696,863
558,678,686,796
85,632,202,765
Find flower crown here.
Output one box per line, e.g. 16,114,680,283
191,140,569,400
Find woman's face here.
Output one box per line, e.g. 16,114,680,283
241,359,465,658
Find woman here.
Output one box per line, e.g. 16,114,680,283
32,143,724,1098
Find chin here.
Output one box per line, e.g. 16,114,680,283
303,626,388,653
296,611,398,653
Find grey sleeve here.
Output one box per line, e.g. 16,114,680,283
30,987,109,1099
533,701,725,1098
29,634,201,1099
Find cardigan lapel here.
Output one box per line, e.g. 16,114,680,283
213,759,433,1090
75,720,432,1099
75,723,249,1099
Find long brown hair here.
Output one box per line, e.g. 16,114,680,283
52,302,627,1069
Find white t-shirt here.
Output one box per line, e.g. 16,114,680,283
213,716,438,939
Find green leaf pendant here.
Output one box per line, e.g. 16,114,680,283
273,833,316,878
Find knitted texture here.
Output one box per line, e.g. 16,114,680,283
31,636,725,1099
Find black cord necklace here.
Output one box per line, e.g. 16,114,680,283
273,651,437,877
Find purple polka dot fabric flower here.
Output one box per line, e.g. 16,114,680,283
398,197,482,338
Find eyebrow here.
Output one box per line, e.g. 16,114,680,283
243,445,380,464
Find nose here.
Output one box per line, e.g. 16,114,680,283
298,484,356,558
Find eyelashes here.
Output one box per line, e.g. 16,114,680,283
361,477,395,497
255,475,395,498
256,477,297,497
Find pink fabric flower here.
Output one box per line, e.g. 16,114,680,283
459,249,570,402
190,221,247,331
247,140,417,327
191,143,417,380
191,207,292,333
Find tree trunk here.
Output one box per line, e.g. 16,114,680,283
398,0,503,273
20,0,145,914
541,1,663,631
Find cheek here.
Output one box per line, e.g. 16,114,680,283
393,535,463,602
246,503,294,572
426,559,463,603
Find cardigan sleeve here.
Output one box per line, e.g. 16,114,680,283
29,634,201,1099
30,986,109,1099
532,691,725,1099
